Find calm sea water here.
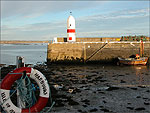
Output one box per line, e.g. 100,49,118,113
1,44,150,85
0,44,47,65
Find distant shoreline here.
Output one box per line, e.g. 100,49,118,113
0,40,49,44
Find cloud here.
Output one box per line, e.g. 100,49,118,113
2,17,149,40
76,27,149,37
78,8,149,22
1,20,67,40
83,27,150,37
76,8,149,32
126,8,149,14
1,1,149,40
1,1,105,19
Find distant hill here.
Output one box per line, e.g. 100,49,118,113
0,40,50,44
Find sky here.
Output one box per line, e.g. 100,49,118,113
1,0,150,41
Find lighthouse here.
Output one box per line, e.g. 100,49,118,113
67,12,76,42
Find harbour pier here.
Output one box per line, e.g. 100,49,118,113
47,37,150,64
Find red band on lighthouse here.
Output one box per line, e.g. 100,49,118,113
67,29,75,33
69,37,72,40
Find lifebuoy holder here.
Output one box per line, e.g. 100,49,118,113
0,67,49,113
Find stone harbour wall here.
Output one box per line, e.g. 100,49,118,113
47,42,150,63
47,43,84,62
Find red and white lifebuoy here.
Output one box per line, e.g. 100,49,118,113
0,67,49,113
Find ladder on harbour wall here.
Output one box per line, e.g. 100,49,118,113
85,42,109,62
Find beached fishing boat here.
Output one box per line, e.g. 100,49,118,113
118,56,148,65
118,41,148,65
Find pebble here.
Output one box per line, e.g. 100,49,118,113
126,107,134,110
120,80,126,83
130,87,137,90
55,100,64,107
78,110,82,112
98,91,105,94
138,86,146,88
68,99,79,105
81,99,90,103
89,108,98,112
95,76,103,79
85,102,90,105
82,105,87,107
103,100,107,103
136,96,141,98
100,108,110,112
81,80,87,84
118,74,124,76
100,80,107,82
143,97,148,100
135,107,145,111
106,87,120,91
144,102,150,105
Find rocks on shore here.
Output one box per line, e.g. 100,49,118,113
1,64,150,113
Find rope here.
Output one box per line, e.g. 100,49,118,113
17,74,36,108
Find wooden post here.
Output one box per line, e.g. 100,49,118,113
84,43,86,63
16,56,25,108
16,56,25,68
142,41,144,57
140,41,144,57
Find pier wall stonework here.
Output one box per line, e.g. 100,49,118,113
47,42,150,63
47,43,84,62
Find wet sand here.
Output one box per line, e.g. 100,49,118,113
1,64,150,113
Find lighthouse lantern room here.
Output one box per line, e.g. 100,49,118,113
67,12,76,42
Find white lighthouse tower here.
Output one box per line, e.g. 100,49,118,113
67,12,76,42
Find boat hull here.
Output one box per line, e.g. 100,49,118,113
118,57,148,65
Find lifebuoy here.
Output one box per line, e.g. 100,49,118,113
0,67,49,113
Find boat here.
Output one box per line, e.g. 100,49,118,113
118,41,148,65
118,56,148,65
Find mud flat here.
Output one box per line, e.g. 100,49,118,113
1,64,150,113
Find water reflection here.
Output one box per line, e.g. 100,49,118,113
133,66,149,86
